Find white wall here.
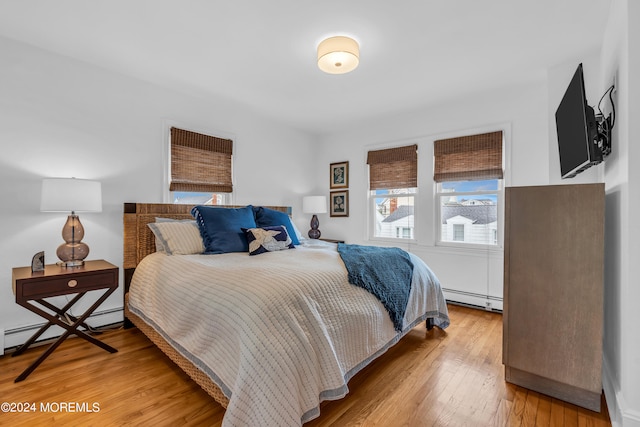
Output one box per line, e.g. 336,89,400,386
316,80,549,309
0,36,317,347
600,0,640,425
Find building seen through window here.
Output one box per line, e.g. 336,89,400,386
438,179,499,245
172,192,227,205
372,188,416,240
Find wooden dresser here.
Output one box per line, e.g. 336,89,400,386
503,183,604,412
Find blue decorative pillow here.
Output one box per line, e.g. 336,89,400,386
243,225,295,256
191,205,257,254
253,206,300,245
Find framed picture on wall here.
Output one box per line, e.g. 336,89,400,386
330,161,349,189
330,190,349,217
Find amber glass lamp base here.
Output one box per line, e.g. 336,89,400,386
56,213,90,267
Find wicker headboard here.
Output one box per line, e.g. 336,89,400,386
122,202,292,298
123,202,292,268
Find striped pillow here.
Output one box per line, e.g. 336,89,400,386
148,220,205,255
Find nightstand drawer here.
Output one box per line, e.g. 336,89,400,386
12,260,119,301
18,270,117,300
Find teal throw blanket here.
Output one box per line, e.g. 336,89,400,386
337,243,413,332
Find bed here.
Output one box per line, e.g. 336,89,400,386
123,202,449,426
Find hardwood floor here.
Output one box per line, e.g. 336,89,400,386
0,304,611,426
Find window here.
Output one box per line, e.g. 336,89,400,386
437,179,501,245
453,224,464,241
397,227,412,239
367,144,417,240
169,127,233,205
172,192,227,205
434,131,503,247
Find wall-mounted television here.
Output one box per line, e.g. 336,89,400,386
555,64,602,179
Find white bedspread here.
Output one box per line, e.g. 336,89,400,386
128,242,449,426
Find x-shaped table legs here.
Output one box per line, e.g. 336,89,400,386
12,287,118,382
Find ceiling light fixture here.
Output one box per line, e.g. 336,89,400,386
317,36,359,74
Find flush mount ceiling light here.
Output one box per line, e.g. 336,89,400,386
317,36,359,74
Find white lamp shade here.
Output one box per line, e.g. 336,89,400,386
317,36,359,74
41,178,102,212
303,196,327,214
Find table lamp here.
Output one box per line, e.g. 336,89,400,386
40,178,102,267
302,196,327,239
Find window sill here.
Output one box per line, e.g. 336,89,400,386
435,241,503,253
368,237,418,245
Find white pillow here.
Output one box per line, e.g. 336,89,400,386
148,219,204,255
291,221,306,243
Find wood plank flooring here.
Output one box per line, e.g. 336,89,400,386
0,304,611,426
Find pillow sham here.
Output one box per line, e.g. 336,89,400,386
243,225,295,256
147,220,204,255
253,206,300,245
191,205,257,254
152,217,195,252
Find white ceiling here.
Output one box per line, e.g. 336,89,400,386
0,0,612,135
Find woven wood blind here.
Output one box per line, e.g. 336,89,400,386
170,127,233,193
367,144,418,190
433,131,503,182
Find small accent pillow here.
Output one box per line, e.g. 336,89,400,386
147,220,204,255
191,205,257,254
243,225,295,256
253,206,300,245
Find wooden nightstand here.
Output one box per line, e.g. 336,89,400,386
11,259,119,382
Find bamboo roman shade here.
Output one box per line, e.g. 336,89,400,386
367,144,418,190
170,127,233,193
433,131,503,182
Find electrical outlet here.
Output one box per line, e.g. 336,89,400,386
485,301,493,311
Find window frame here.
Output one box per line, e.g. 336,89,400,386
432,129,505,251
366,143,419,243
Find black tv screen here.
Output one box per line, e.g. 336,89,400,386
555,64,600,179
